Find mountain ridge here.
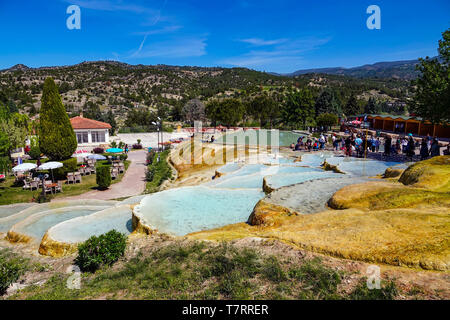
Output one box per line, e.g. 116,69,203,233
283,58,427,80
1,57,426,80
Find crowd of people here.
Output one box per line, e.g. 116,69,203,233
290,131,448,161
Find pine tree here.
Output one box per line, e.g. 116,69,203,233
343,94,362,116
39,77,77,160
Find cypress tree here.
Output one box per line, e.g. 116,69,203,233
39,77,77,160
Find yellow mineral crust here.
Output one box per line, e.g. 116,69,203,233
188,157,450,271
38,232,78,257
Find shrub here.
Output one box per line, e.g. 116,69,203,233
132,143,143,149
96,166,111,190
118,141,125,149
0,157,10,174
75,230,127,272
0,260,21,294
28,146,42,160
93,147,104,154
147,150,156,164
119,154,128,161
0,249,29,295
39,77,77,160
33,192,53,203
54,158,77,180
145,150,172,193
110,141,117,148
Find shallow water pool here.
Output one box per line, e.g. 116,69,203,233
49,205,133,243
136,186,264,236
13,206,110,240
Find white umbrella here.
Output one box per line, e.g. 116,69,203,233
38,161,63,182
37,161,64,170
87,154,106,160
12,163,37,172
72,152,93,158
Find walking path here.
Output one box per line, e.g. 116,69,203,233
58,150,147,201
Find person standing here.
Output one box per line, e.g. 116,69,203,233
406,136,415,160
420,139,429,160
430,138,440,157
384,135,391,156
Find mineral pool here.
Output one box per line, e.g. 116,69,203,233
136,153,401,236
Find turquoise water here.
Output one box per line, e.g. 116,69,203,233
137,187,264,236
0,203,36,219
217,130,304,147
50,206,133,243
17,207,105,240
0,200,117,232
136,152,403,236
265,171,340,189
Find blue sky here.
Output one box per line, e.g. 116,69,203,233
0,0,449,73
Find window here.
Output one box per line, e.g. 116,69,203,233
91,131,105,143
76,131,88,144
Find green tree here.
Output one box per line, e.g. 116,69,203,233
182,99,205,126
282,89,315,129
0,109,29,159
411,29,450,124
364,97,379,114
0,130,10,157
105,110,117,135
316,113,338,131
219,98,245,127
39,77,77,160
314,89,342,116
248,94,279,128
343,93,362,116
83,101,102,121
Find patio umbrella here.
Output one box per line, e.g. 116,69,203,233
12,163,37,172
87,154,106,160
37,161,63,182
72,152,93,158
106,148,123,153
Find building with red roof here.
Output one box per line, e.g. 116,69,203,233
70,114,111,146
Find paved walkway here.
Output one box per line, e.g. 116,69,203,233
59,150,147,201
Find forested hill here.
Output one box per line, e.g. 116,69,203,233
286,59,422,80
0,60,412,123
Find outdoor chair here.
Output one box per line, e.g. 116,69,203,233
83,167,91,175
43,183,53,194
22,180,31,190
118,163,125,173
55,181,63,193
67,173,75,184
74,173,82,183
89,166,96,174
30,180,39,191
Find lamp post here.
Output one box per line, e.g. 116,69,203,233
152,121,160,152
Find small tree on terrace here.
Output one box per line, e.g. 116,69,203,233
182,99,205,126
316,113,338,131
39,77,77,160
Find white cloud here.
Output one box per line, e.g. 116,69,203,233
239,38,287,46
223,37,331,72
129,37,207,59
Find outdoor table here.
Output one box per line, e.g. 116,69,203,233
47,183,58,194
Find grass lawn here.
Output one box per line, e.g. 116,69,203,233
3,241,399,300
0,160,130,205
